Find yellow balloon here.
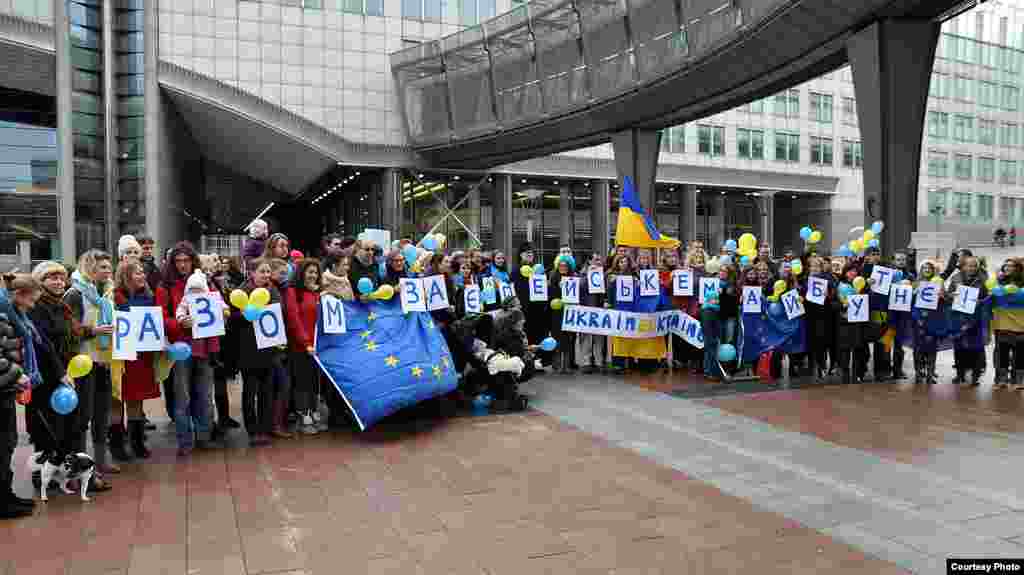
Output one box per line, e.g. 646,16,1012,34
850,240,863,253
985,277,998,290
931,277,943,287
863,230,875,242
550,298,563,310
230,289,249,310
520,265,534,278
67,354,94,379
773,280,787,295
808,231,822,244
1007,284,1019,294
852,277,866,293
249,287,271,308
739,233,757,251
376,284,395,300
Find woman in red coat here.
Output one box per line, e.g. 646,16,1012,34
285,259,322,435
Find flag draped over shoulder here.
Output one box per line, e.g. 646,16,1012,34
615,176,680,249
740,301,805,363
314,298,458,431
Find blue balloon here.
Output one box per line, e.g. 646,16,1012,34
719,255,732,266
724,239,737,252
717,344,737,362
838,284,855,298
540,337,557,351
740,255,751,266
243,305,262,322
168,342,193,361
402,245,418,265
769,302,784,317
50,385,78,415
871,221,884,235
800,226,812,241
422,237,437,251
533,263,545,276
868,238,879,248
357,277,374,295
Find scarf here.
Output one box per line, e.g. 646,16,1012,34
71,270,113,348
0,289,42,387
488,263,510,284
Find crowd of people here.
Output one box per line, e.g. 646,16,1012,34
1,217,1022,519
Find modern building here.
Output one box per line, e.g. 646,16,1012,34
0,0,1020,267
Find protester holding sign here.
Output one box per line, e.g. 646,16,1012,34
547,256,576,374
285,259,322,435
513,243,549,361
947,256,988,386
169,269,220,455
908,260,950,385
990,258,1024,390
607,254,636,375
234,259,283,446
835,262,870,385
111,261,165,459
64,249,117,482
800,257,835,381
701,264,738,381
611,250,667,374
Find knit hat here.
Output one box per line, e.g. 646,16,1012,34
248,218,269,239
290,249,304,261
32,260,66,283
118,234,141,258
185,270,208,293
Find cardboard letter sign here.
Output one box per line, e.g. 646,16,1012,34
889,284,912,312
321,294,347,334
806,277,828,306
699,278,720,304
915,283,940,310
742,286,762,314
587,269,605,294
133,307,165,352
781,289,805,320
188,294,226,339
847,294,869,322
464,285,482,314
113,311,136,361
870,265,895,296
638,269,659,297
254,303,287,349
529,275,548,302
616,276,634,303
952,285,979,315
561,277,580,304
423,275,451,311
400,278,426,313
672,269,693,296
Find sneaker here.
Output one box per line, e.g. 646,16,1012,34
301,414,318,435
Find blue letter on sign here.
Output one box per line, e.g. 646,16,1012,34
258,310,280,337
139,312,161,342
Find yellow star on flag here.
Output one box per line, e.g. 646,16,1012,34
432,365,442,378
365,341,378,352
411,366,423,377
367,312,378,322
441,357,449,368
385,355,399,367
360,329,372,339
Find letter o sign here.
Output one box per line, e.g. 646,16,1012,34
258,309,280,337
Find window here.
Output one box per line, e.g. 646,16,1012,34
774,131,799,163
303,0,323,8
928,111,948,139
736,128,764,159
772,89,799,117
930,72,950,99
1002,84,1020,111
742,100,765,114
810,136,833,166
928,151,949,177
954,75,973,102
402,0,422,19
953,191,972,220
978,81,998,107
979,119,997,145
842,140,862,168
955,154,973,180
977,194,994,222
842,97,856,125
1001,122,1019,147
697,125,724,156
978,157,996,182
660,125,685,154
1001,160,1017,184
927,188,948,218
810,93,832,123
953,115,974,142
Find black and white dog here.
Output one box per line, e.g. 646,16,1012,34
27,451,95,502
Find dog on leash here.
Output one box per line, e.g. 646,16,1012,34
27,451,95,502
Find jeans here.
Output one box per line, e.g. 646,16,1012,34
703,318,735,379
173,358,213,448
242,368,274,435
163,367,175,421
76,365,111,468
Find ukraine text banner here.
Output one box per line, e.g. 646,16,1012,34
560,305,704,349
314,298,458,431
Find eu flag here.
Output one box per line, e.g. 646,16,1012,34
314,298,458,430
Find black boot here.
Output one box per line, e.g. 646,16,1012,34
841,369,852,386
129,421,151,459
109,424,133,462
4,490,34,509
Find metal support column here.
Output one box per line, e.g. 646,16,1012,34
102,0,118,251
559,184,571,247
680,184,697,245
761,191,775,252
54,0,75,261
143,0,163,249
847,19,939,258
380,168,401,236
492,175,513,256
611,129,661,219
592,180,610,257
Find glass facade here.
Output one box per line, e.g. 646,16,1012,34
116,0,146,236
70,0,107,252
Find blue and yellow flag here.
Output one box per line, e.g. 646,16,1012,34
315,298,458,431
615,176,680,249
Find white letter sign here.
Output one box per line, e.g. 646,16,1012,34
699,278,720,304
133,307,165,352
888,284,912,312
616,276,634,303
400,277,427,313
638,269,660,297
870,265,895,295
742,286,762,314
423,275,451,311
464,285,482,314
672,269,693,296
529,275,548,302
321,294,347,334
499,281,515,302
561,277,580,304
112,311,136,361
915,283,940,310
188,295,225,339
781,289,805,320
952,285,979,315
847,294,869,322
587,269,605,294
806,277,828,306
254,303,288,349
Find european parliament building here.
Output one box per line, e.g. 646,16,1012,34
0,0,1022,267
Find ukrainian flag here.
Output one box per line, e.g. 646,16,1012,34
615,176,681,249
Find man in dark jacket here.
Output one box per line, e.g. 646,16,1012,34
348,240,377,299
137,235,162,292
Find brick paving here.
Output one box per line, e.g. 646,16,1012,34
0,389,906,575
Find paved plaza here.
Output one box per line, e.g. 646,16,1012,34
1,343,1023,574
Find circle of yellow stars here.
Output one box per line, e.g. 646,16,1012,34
357,313,450,382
